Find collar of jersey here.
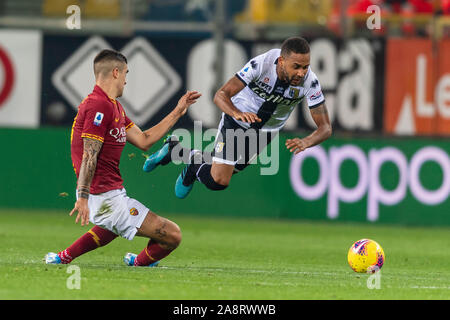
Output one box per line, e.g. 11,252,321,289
94,85,117,104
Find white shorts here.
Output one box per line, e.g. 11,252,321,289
78,188,149,240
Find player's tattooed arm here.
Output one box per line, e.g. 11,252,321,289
77,137,103,199
286,103,332,154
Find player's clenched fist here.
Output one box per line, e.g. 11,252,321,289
285,138,309,155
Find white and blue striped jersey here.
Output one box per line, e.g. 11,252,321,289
232,49,325,131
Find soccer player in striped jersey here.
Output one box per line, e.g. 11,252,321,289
45,49,201,266
145,37,332,199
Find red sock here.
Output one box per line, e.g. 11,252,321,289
58,225,117,264
134,240,174,266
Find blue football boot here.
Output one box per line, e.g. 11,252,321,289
175,150,203,199
123,252,160,267
44,252,62,264
143,135,179,173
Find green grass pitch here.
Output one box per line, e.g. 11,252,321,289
1,209,450,300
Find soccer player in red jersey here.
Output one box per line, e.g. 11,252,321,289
45,49,201,267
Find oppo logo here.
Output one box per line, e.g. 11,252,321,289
290,144,450,222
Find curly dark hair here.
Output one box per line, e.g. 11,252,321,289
281,37,310,57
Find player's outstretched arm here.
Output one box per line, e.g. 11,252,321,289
70,137,103,226
286,103,332,155
127,91,201,151
214,76,261,124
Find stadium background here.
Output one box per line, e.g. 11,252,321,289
1,0,448,226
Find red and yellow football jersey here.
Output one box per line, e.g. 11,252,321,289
71,85,134,194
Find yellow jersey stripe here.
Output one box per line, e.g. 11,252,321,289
70,113,78,145
81,133,105,143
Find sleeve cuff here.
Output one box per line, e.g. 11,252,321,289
308,100,325,109
81,133,105,143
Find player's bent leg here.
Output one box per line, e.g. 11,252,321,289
135,210,182,248
210,161,234,187
175,157,232,199
195,161,233,190
126,210,181,267
45,225,117,264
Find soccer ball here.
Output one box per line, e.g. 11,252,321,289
348,239,385,273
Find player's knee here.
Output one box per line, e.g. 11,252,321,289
213,172,233,190
169,222,182,249
211,164,233,187
212,174,231,187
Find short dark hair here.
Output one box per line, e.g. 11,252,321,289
93,49,127,77
94,49,127,65
281,37,310,57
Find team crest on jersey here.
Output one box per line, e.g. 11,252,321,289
215,142,225,153
289,88,300,99
130,208,139,216
93,112,104,126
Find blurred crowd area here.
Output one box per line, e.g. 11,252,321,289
0,0,449,38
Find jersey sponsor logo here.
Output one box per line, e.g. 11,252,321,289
250,85,302,106
309,91,323,101
274,86,285,95
109,126,127,143
255,80,272,93
130,207,139,216
243,67,249,72
93,112,104,126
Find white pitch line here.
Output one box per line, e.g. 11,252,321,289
410,286,450,290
